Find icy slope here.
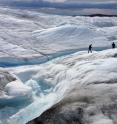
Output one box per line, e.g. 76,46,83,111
0,48,116,124
27,49,117,124
0,7,117,66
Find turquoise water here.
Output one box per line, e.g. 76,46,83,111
0,47,109,68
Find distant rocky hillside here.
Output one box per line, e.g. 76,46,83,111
89,14,117,17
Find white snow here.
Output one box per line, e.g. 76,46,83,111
5,80,32,98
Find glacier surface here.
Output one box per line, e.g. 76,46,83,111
0,7,117,66
0,48,117,124
0,6,117,124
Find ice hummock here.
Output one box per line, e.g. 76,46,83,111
0,69,32,107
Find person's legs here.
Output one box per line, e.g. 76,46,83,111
88,49,92,53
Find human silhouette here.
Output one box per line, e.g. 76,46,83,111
88,44,92,53
112,42,116,49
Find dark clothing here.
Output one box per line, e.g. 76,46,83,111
112,42,115,49
88,44,92,53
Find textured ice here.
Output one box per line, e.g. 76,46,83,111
0,7,117,67
5,80,32,99
0,48,115,124
0,6,117,124
0,69,32,107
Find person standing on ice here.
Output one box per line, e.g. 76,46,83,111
88,44,92,53
112,42,116,49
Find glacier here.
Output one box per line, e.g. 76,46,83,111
0,6,117,124
0,7,117,67
27,49,117,124
2,48,117,124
